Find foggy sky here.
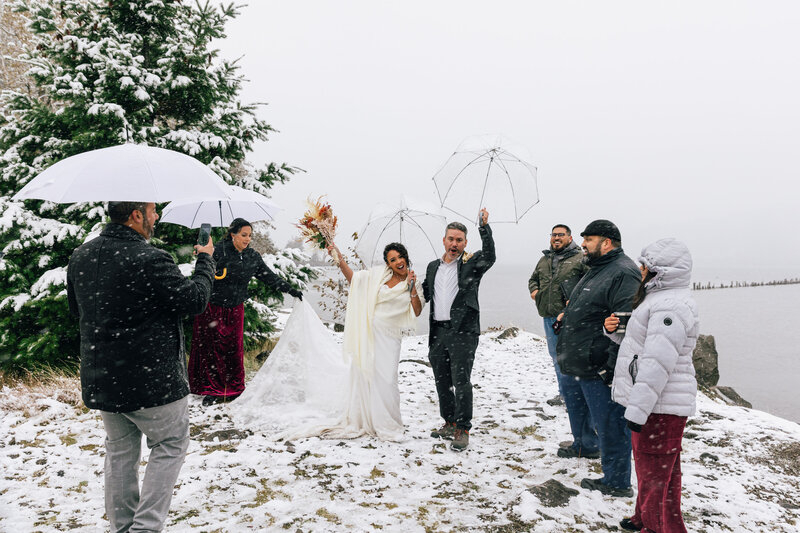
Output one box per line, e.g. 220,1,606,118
216,1,799,278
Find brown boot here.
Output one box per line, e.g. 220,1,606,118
451,429,469,451
431,422,456,440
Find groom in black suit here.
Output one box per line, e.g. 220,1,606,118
422,208,495,451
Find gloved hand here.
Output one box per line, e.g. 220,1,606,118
626,420,642,433
288,288,303,300
551,319,563,336
597,366,614,386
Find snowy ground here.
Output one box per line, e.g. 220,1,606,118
2,310,800,532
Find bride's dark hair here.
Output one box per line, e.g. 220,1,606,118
225,218,252,240
383,242,411,267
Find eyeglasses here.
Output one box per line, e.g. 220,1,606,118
550,232,567,238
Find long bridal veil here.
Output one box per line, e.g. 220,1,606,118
232,300,349,435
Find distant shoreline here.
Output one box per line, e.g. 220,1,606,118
692,278,800,291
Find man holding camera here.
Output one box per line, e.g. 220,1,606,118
67,201,215,532
556,219,640,497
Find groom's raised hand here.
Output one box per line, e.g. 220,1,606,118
479,208,489,226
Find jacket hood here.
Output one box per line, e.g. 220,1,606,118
639,238,692,291
543,240,581,257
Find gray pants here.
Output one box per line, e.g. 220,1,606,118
100,396,189,533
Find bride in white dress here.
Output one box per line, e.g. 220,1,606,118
233,242,423,442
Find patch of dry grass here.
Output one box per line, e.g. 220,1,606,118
243,337,278,376
0,367,82,412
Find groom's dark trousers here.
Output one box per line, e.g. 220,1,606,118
429,325,480,430
423,224,495,432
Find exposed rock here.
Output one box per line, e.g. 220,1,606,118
712,386,753,409
526,479,579,507
194,429,249,442
694,335,752,408
693,334,720,388
255,337,278,364
545,396,564,406
334,323,345,332
496,327,520,340
255,350,270,364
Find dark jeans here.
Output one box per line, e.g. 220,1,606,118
428,325,479,431
543,316,567,398
558,370,600,455
561,374,631,489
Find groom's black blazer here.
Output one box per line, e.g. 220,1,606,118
422,224,496,340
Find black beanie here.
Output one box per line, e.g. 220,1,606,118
580,219,621,242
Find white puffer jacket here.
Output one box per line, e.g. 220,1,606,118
610,238,700,425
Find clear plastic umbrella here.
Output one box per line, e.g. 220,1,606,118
432,134,539,224
355,195,447,267
12,143,231,203
159,185,282,228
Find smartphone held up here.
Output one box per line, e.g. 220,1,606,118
195,223,211,254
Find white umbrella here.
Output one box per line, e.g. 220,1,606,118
355,195,447,267
12,143,231,203
159,185,282,228
432,134,539,224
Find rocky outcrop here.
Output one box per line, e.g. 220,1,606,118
496,327,520,340
693,334,752,408
526,479,579,507
712,386,753,409
693,334,720,388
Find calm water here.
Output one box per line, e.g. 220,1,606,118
311,264,800,423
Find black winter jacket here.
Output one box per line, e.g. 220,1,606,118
209,239,293,308
556,247,640,378
422,224,496,339
67,223,214,412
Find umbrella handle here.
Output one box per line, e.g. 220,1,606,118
214,268,227,280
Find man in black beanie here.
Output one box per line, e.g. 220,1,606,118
556,219,640,497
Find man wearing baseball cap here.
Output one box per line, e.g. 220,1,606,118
556,219,641,497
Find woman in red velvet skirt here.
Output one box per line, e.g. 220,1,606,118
189,218,303,405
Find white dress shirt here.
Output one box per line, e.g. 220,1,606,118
433,257,460,321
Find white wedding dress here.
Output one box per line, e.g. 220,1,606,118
233,267,419,442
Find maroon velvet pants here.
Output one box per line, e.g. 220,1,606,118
630,413,688,533
188,303,245,399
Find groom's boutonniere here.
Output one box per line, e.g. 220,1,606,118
462,252,473,263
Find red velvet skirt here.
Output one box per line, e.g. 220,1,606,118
188,303,245,399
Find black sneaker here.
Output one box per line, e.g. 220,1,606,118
431,422,456,440
201,395,219,406
619,517,641,531
557,445,600,459
580,477,633,498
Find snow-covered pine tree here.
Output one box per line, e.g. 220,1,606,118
0,0,305,370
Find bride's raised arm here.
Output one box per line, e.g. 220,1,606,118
327,243,353,283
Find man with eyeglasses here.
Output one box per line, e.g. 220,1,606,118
556,219,640,498
528,225,587,407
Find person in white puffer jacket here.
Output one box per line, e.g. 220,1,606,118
604,238,699,533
